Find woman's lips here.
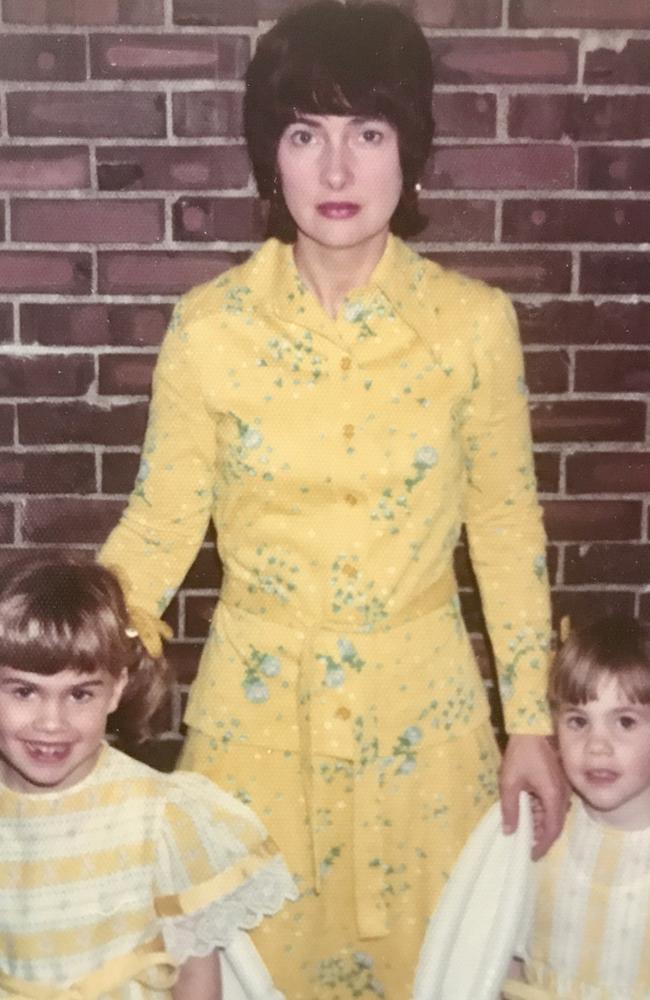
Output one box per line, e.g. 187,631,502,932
316,202,361,219
584,768,619,784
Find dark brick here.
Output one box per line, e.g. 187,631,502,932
432,93,497,139
0,253,91,294
2,0,164,25
0,306,12,344
172,91,243,138
524,350,569,394
430,251,571,294
641,593,650,624
413,0,501,27
0,452,95,494
0,505,14,543
181,542,222,591
98,251,246,295
166,641,201,685
0,354,94,398
552,591,636,629
581,253,650,296
0,146,90,191
428,37,577,85
184,593,216,638
565,544,650,585
123,738,182,772
531,401,645,443
517,301,650,347
7,92,166,138
503,199,650,245
511,0,650,28
18,401,147,447
0,34,85,81
0,204,5,241
90,33,249,80
534,452,561,494
21,303,172,348
97,145,249,191
12,199,164,244
509,95,650,142
424,144,574,191
575,351,650,394
585,41,650,87
173,0,256,25
0,406,13,446
98,354,156,396
415,198,495,243
22,497,125,544
579,147,650,193
566,452,650,495
173,197,266,243
100,451,140,495
543,500,642,541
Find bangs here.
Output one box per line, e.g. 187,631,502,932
552,655,650,708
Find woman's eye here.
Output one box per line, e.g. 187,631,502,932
12,686,35,700
289,129,314,146
360,128,384,144
71,689,93,703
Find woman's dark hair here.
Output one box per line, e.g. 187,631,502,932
549,616,650,710
244,0,434,241
0,555,172,742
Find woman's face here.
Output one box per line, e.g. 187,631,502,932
276,114,403,254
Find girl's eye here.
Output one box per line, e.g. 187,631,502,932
70,688,93,703
564,714,587,730
288,129,315,147
618,715,637,730
360,128,384,144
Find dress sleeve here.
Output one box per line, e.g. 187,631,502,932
99,296,218,624
153,771,298,964
461,287,552,735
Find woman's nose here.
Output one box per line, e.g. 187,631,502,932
320,139,353,189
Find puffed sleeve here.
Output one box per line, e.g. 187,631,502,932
461,287,552,735
153,771,298,964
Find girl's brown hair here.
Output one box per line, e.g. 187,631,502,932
549,615,650,710
0,555,172,742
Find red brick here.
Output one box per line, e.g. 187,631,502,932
511,0,650,28
98,354,156,396
566,453,650,495
517,301,650,347
575,351,650,394
428,37,577,85
552,591,636,629
533,452,561,494
585,41,650,87
90,33,249,80
21,303,172,348
641,594,650,624
2,0,164,25
0,505,14,543
166,642,201,684
124,738,181,772
0,306,12,344
0,354,94,397
581,253,650,296
0,452,95,494
543,500,642,541
415,198,496,243
424,145,574,191
0,204,4,241
12,198,165,244
430,251,571,294
0,406,13,447
184,593,216,639
413,0,501,26
173,197,266,243
172,91,243,138
22,497,125,544
531,401,645,443
100,451,139,494
7,92,166,138
565,544,650,585
579,147,650,193
0,34,85,81
0,146,90,191
181,542,222,590
524,350,569,394
98,251,245,295
173,0,256,25
18,401,147,447
509,95,650,142
432,93,496,139
0,253,91,294
97,145,249,192
503,199,650,245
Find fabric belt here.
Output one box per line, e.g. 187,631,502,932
501,980,555,999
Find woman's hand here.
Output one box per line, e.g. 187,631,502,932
499,733,569,860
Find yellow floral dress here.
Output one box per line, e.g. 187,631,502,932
100,235,552,999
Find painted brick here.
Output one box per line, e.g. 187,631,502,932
98,354,156,396
90,33,249,81
0,452,95,494
172,91,243,138
18,401,147,447
2,0,164,25
581,253,650,296
20,303,172,348
542,500,642,541
22,497,125,544
428,37,577,85
432,93,496,139
575,351,650,394
7,92,166,139
530,401,646,443
429,251,571,294
0,354,94,397
0,146,90,191
424,145,574,191
510,0,650,29
566,453,650,495
101,451,140,495
0,306,12,345
97,145,249,191
585,41,650,87
12,199,164,244
579,148,650,193
0,252,91,294
0,34,85,82
517,301,650,347
502,199,650,245
565,544,650,585
509,95,650,142
173,196,268,243
97,251,245,295
0,505,13,543
173,0,256,25
524,350,569,394
553,591,636,628
413,0,501,27
0,407,13,447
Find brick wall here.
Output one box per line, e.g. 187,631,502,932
0,0,648,767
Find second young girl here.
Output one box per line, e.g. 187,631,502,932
0,556,296,999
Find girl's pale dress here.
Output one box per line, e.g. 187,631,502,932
100,235,552,998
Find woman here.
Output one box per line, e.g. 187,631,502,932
101,3,566,996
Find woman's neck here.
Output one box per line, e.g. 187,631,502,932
293,230,389,318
